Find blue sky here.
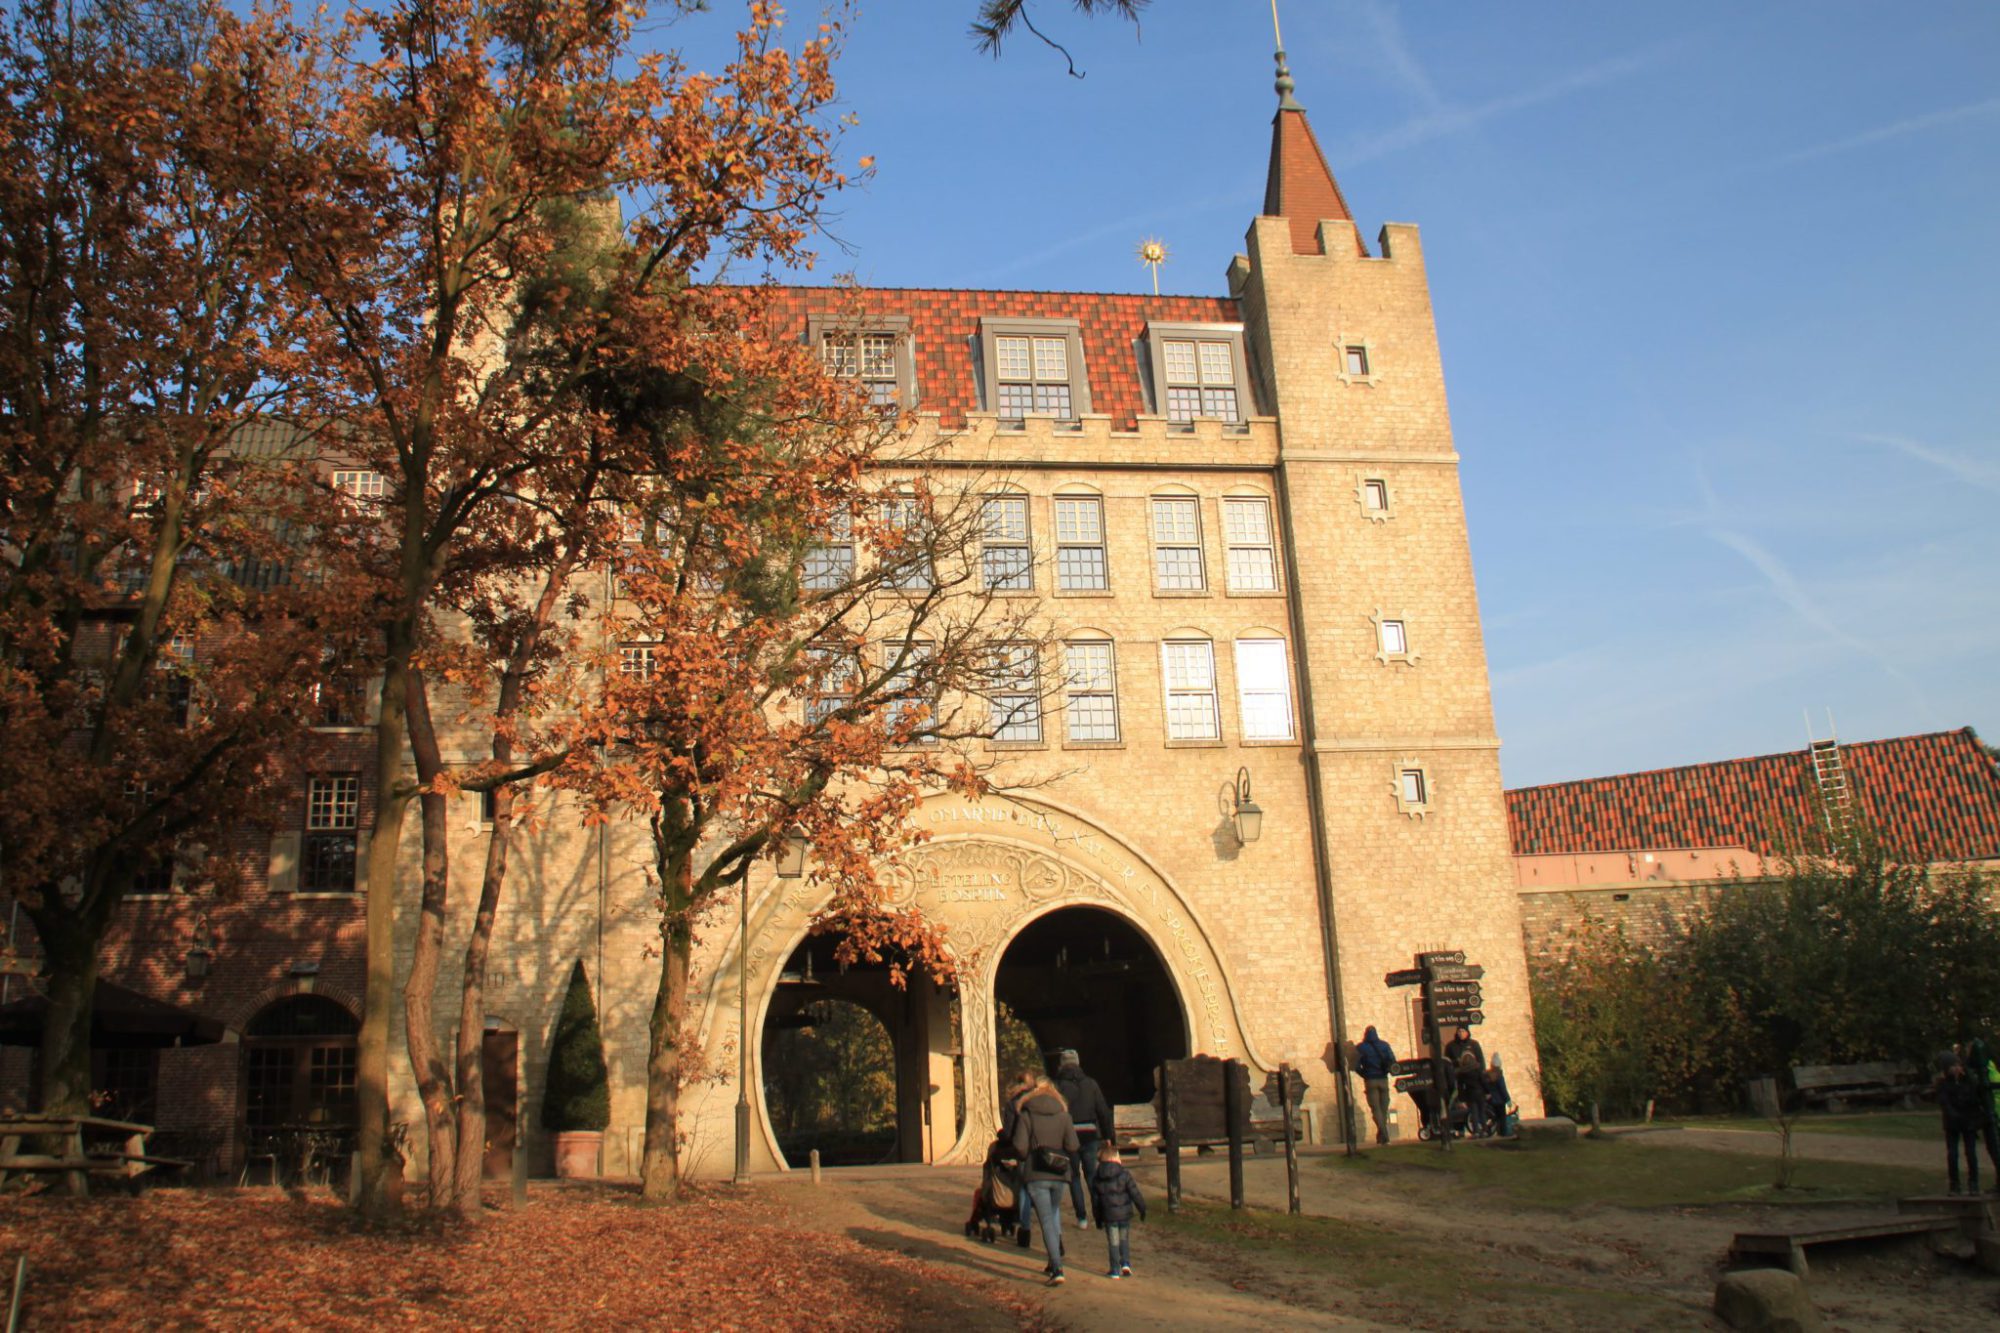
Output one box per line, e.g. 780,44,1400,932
678,0,1999,788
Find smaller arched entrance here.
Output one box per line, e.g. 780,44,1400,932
758,932,961,1166
241,994,359,1177
993,906,1188,1104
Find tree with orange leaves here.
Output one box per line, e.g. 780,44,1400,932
0,0,365,1119
557,302,1054,1199
217,0,868,1215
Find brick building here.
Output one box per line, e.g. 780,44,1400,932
1510,727,2000,955
4,59,1541,1174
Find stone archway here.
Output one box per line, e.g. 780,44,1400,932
687,791,1270,1174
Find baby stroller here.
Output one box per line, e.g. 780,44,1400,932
963,1136,1021,1243
1395,1065,1447,1141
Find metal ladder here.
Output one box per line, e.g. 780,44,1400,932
1808,737,1854,838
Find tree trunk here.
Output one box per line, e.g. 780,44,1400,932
30,913,101,1118
355,635,415,1219
451,782,514,1222
641,918,694,1203
402,671,456,1209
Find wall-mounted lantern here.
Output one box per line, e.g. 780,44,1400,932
1233,767,1264,846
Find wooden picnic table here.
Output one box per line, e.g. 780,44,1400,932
0,1115,185,1197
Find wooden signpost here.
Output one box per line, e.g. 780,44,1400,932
1157,1055,1252,1213
1263,1064,1307,1214
1386,948,1487,1152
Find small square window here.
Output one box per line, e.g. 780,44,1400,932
1379,620,1406,656
1394,761,1434,817
1344,345,1370,377
1400,769,1426,806
1372,610,1419,665
1359,478,1390,519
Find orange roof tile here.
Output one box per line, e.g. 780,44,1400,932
1263,108,1367,257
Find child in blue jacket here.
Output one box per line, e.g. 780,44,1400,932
1090,1144,1147,1278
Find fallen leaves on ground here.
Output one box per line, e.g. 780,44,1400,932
0,1183,1040,1330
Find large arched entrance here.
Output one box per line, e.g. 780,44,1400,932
757,931,960,1166
993,906,1188,1104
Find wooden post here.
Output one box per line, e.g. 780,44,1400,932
509,1107,528,1207
1280,1063,1301,1215
1161,1062,1181,1213
1224,1058,1245,1210
809,1148,821,1185
8,1254,25,1333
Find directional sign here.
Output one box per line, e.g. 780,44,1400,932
1430,982,1483,1001
1262,1068,1308,1106
1416,950,1466,966
1385,967,1426,988
1427,963,1485,983
1432,1009,1485,1026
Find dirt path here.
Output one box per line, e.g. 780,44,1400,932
1625,1125,1945,1173
771,1145,2000,1331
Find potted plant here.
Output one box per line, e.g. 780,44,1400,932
543,959,611,1178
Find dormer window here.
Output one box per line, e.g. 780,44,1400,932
977,318,1089,424
807,314,915,411
1144,323,1252,425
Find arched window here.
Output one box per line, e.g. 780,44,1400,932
243,996,359,1137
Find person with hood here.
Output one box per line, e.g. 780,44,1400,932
1938,1058,1984,1194
1353,1025,1398,1145
1012,1074,1081,1285
1484,1052,1515,1136
1089,1143,1147,1279
1967,1038,2000,1185
1054,1049,1115,1227
1445,1026,1488,1135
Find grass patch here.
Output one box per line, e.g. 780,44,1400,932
1670,1112,1936,1141
1328,1135,1932,1209
1155,1198,1684,1324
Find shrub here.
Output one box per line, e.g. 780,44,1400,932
542,960,611,1133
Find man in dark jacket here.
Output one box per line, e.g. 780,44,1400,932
1013,1076,1081,1285
1939,1059,1984,1195
1444,1026,1488,1135
1054,1049,1115,1226
1354,1026,1398,1145
1090,1144,1147,1278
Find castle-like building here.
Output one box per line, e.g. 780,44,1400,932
1,62,1542,1176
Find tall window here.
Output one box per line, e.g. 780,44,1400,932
300,775,360,894
1053,496,1108,591
160,633,195,727
823,331,900,410
1161,339,1241,422
878,494,932,591
803,509,855,591
1151,497,1206,592
981,495,1032,591
994,334,1072,419
1221,498,1278,592
1062,640,1119,743
1235,639,1294,741
989,644,1041,743
882,641,936,742
1161,640,1220,741
804,648,856,727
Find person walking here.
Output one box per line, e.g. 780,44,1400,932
1938,1058,1984,1195
1967,1039,2000,1188
1353,1025,1398,1145
1013,1074,1081,1286
1090,1143,1147,1279
1053,1049,1115,1228
999,1071,1039,1247
1485,1052,1514,1137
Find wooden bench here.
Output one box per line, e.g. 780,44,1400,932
1790,1063,1926,1112
0,1115,179,1196
1729,1214,1957,1276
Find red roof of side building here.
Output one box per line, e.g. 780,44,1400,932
761,287,1242,430
1506,728,2000,863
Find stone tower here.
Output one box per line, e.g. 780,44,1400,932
1230,54,1542,1109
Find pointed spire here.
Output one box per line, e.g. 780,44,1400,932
1261,52,1368,256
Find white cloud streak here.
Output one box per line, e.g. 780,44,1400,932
1773,97,2000,167
1856,432,2000,497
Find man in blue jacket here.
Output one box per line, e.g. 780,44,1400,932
1354,1026,1398,1145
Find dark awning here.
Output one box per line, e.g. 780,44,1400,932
0,978,226,1047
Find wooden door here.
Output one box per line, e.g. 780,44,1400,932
481,1030,519,1180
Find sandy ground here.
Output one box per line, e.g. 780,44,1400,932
770,1131,2000,1331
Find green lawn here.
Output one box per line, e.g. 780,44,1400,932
1669,1112,1937,1142
1156,1197,1688,1326
1327,1134,1933,1209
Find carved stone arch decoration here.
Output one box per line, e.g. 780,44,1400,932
685,791,1272,1173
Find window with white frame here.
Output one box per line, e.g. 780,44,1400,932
981,495,1032,591
989,644,1041,743
882,641,936,742
1062,640,1119,743
1161,639,1220,741
1358,476,1391,519
300,774,360,894
1235,638,1294,741
1343,344,1371,378
979,319,1088,423
1151,497,1206,592
1394,761,1433,816
877,493,933,590
1221,497,1279,592
160,632,195,728
804,647,856,727
1053,495,1108,591
1160,338,1241,422
1372,611,1417,664
331,469,386,501
618,643,658,678
823,331,901,409
803,508,855,591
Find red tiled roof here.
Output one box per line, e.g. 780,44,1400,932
1263,108,1367,258
1506,728,2000,862
761,287,1242,430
